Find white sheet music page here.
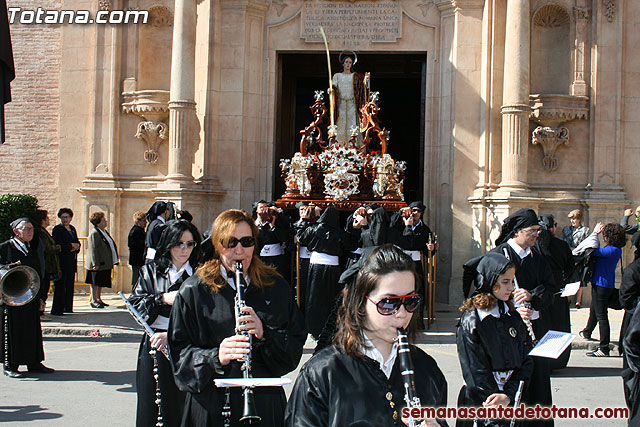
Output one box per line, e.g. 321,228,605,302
528,330,576,359
560,281,581,297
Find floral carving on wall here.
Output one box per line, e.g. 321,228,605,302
603,0,616,22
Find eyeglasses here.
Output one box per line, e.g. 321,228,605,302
175,240,197,249
521,227,541,236
225,236,256,249
366,294,421,316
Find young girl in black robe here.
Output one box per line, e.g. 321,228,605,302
168,209,305,427
457,252,533,427
129,219,201,426
285,244,448,426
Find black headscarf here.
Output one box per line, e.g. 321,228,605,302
494,208,539,246
536,214,555,257
462,252,512,299
368,207,390,246
146,201,167,221
317,206,340,229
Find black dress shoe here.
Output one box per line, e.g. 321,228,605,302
3,367,23,378
50,311,64,316
98,300,109,307
28,363,55,373
90,301,104,309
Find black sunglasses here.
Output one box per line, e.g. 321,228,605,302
225,236,256,249
366,294,421,316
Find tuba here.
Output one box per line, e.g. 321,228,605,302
0,261,40,306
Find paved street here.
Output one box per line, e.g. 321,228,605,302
0,295,630,426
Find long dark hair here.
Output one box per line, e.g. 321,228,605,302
334,244,418,358
154,219,202,273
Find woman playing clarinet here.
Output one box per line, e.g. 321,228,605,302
285,244,447,426
457,252,533,427
129,219,201,426
168,209,305,426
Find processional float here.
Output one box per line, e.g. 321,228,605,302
275,28,437,325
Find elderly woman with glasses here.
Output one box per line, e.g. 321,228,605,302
128,219,201,427
168,209,305,427
285,244,447,426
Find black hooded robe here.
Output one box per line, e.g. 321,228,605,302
0,240,45,368
297,207,356,338
491,242,556,427
168,274,306,427
285,345,448,426
256,212,293,281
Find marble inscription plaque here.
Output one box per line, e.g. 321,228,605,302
301,1,401,46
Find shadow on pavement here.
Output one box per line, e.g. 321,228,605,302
24,369,136,391
0,405,63,422
552,365,623,378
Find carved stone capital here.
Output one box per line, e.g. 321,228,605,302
603,0,616,23
532,126,569,171
135,121,168,165
573,6,591,21
122,89,170,122
529,94,589,127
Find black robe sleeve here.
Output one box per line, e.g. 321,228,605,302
625,304,640,373
128,263,166,324
621,259,640,311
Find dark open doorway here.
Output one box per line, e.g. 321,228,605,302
274,52,427,204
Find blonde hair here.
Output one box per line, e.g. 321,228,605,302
567,209,583,220
196,209,279,292
132,211,146,222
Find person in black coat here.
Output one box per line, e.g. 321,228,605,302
622,302,640,425
536,214,574,370
291,201,319,313
457,252,533,427
490,208,556,426
129,219,201,427
620,233,640,408
51,207,80,314
145,201,169,264
168,209,305,427
297,206,356,339
285,244,447,426
254,200,293,280
0,218,53,377
128,211,147,287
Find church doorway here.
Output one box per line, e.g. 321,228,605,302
274,52,427,205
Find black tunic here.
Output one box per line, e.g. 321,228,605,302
620,258,640,407
456,307,533,427
145,218,166,260
168,274,305,427
297,207,356,338
128,224,147,267
129,263,189,427
285,344,448,426
0,239,44,367
292,217,312,313
623,303,640,425
535,233,573,370
491,242,555,426
256,213,293,280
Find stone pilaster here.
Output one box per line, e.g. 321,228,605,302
498,0,531,195
571,7,590,96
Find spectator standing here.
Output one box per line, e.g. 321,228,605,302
51,208,80,314
85,212,119,308
145,201,169,264
128,211,147,287
32,210,61,315
0,218,53,377
578,223,626,357
562,209,590,309
621,205,640,236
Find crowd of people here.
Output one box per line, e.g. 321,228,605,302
1,200,639,426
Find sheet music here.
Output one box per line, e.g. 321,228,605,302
560,281,581,297
528,330,576,359
214,378,292,388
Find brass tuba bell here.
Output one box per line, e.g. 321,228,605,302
0,262,40,306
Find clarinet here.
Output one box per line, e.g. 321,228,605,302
397,328,421,427
234,261,261,424
510,380,525,427
521,301,538,345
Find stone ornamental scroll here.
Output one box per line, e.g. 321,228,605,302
301,1,402,46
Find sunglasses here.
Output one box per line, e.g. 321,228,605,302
225,236,256,249
366,294,421,316
175,240,197,249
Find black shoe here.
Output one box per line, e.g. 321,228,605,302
579,330,592,340
27,363,55,373
586,349,610,357
98,300,109,307
90,301,104,309
50,311,64,316
3,366,23,378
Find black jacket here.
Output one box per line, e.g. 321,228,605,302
128,224,146,267
51,223,79,272
285,344,448,426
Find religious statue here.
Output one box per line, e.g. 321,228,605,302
331,51,366,147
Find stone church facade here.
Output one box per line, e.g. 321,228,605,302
2,0,638,301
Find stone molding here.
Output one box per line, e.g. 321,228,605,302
122,90,170,122
533,4,570,27
135,121,168,165
603,0,616,23
529,94,589,127
148,5,173,27
532,126,569,171
573,6,591,21
99,0,111,12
